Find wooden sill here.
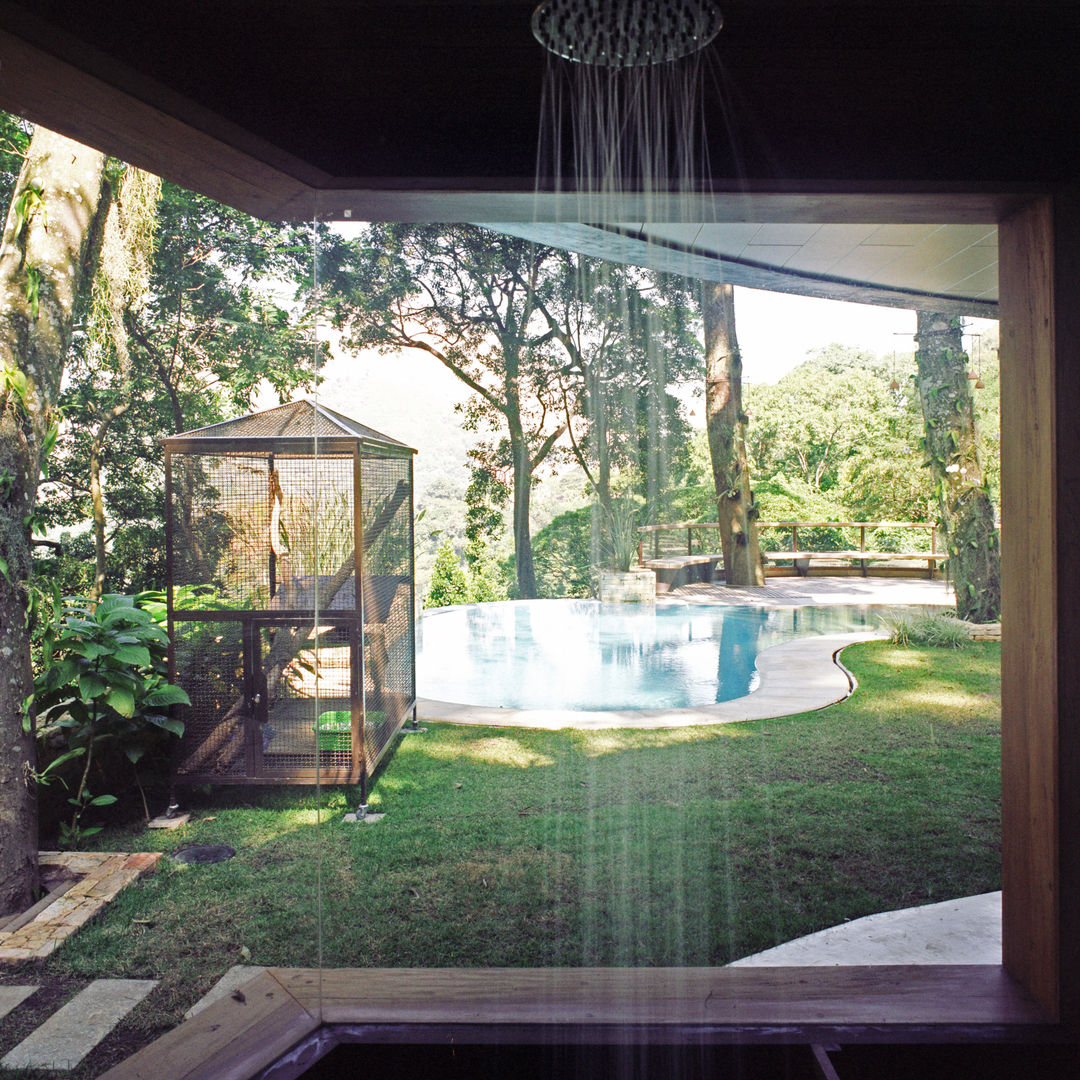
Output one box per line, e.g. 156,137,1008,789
101,965,1060,1080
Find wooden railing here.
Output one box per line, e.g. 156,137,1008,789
638,520,939,564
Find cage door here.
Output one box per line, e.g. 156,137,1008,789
256,621,358,778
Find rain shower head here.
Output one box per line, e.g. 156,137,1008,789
531,0,723,68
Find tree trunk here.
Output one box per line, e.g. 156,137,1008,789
914,311,1001,622
703,282,764,586
89,436,107,599
83,167,159,600
510,426,537,598
0,128,110,916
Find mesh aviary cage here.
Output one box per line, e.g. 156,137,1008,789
164,400,416,799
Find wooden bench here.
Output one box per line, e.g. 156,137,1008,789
768,550,948,579
642,553,723,592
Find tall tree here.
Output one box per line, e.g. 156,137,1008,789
702,283,763,586
539,255,699,527
914,311,1000,622
76,166,161,599
329,224,568,598
330,225,698,597
38,183,322,595
0,127,111,916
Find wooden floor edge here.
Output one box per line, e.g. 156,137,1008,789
271,964,1053,1028
99,969,320,1080
101,965,1064,1080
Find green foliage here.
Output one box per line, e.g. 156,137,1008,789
883,610,970,649
753,474,847,550
0,110,31,208
602,496,641,572
29,593,188,844
424,539,469,608
650,429,717,524
532,505,597,598
38,181,326,594
464,452,511,547
746,346,895,494
464,537,510,602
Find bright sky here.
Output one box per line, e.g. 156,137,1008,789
732,287,917,384
327,222,995,388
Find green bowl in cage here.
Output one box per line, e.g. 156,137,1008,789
314,711,352,752
313,710,386,752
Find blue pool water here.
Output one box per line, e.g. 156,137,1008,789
417,599,878,711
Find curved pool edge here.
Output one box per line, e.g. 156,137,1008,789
416,630,887,730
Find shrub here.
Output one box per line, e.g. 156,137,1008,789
883,610,970,648
464,537,510,603
532,506,597,598
424,539,469,608
29,593,188,844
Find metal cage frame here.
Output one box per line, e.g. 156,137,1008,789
163,400,416,799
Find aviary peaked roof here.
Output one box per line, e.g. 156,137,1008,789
168,400,414,453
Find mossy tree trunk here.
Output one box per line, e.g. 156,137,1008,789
914,311,1000,622
703,282,763,586
0,128,110,916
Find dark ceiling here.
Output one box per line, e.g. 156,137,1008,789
0,1,1076,221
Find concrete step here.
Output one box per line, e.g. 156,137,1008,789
0,986,37,1023
1,978,157,1071
184,965,267,1019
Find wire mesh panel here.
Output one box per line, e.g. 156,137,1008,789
169,451,356,612
258,622,357,779
173,620,250,779
361,454,416,769
169,452,271,606
165,401,416,789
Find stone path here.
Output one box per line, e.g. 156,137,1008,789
0,968,264,1072
666,575,955,608
0,985,38,1023
729,892,1002,967
1,979,157,1071
184,965,267,1019
0,852,162,963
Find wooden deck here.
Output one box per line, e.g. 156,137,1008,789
101,965,1057,1080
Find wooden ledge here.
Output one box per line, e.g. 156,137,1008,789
101,965,1058,1080
100,969,319,1080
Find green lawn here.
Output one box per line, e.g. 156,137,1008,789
3,641,1001,1074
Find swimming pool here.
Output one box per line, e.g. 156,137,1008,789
416,599,879,711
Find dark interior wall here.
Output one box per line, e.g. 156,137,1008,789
2,0,1078,189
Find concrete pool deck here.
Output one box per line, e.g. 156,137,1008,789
417,576,955,730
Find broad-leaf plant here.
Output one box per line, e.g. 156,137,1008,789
26,593,188,845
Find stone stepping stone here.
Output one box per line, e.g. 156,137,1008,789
184,965,267,1019
0,985,37,1022
1,978,157,1071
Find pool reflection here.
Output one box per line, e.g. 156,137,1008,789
418,600,877,711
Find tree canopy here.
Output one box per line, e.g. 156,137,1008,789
38,181,325,595
327,223,699,597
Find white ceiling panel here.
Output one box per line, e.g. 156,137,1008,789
484,220,999,316
746,223,823,247
781,224,882,274
862,224,941,246
827,244,911,280
949,264,999,300
692,224,767,256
